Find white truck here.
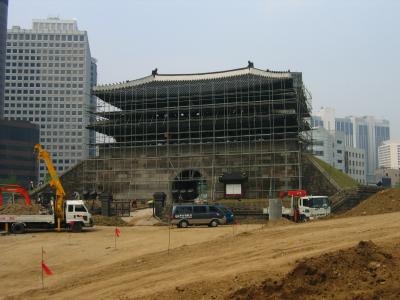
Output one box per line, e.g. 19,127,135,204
282,195,331,221
264,195,331,222
0,200,93,234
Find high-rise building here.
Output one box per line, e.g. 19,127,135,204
311,127,367,184
313,107,390,183
0,119,39,187
378,140,400,169
313,107,336,131
3,17,97,180
336,116,390,182
0,0,8,117
312,127,345,170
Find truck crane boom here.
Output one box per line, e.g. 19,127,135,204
34,144,66,223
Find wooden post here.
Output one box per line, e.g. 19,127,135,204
41,247,44,289
57,218,61,232
114,226,117,249
5,222,9,232
168,215,172,254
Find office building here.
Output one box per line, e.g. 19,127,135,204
311,127,366,184
313,107,336,131
0,119,39,187
312,127,345,170
313,107,390,183
3,17,97,180
344,146,367,184
0,0,8,116
336,116,390,182
378,140,400,169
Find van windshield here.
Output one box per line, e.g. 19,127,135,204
302,197,329,208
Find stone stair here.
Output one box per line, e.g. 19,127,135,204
330,185,384,213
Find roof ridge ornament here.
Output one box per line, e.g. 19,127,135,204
152,68,158,77
247,61,254,68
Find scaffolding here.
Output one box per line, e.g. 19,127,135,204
83,65,312,203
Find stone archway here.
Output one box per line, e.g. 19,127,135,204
172,169,205,202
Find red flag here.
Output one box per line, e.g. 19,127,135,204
41,262,53,276
115,227,121,237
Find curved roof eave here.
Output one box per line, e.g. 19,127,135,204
92,66,294,93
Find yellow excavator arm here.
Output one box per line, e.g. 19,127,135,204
34,143,66,221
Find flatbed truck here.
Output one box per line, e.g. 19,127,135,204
264,190,331,222
0,200,93,234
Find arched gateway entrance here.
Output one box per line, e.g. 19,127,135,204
172,169,207,202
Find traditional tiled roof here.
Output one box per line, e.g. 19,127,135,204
93,66,295,93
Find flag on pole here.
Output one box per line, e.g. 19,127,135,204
41,262,53,276
115,227,121,237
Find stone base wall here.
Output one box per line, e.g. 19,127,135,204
32,147,341,206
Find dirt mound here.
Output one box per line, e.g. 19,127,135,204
0,203,42,215
228,240,400,300
92,215,130,226
343,188,400,217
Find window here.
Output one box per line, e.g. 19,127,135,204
314,140,324,146
74,205,87,212
193,206,207,214
68,205,73,212
175,206,192,215
209,206,220,213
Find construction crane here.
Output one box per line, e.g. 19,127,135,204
34,143,66,230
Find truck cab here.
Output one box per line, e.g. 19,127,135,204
65,200,93,231
298,196,330,220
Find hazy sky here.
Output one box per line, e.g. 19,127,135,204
8,0,400,138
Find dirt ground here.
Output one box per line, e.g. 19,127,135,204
228,240,400,299
1,212,400,300
341,188,400,217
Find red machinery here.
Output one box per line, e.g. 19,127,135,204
279,190,308,222
0,184,32,207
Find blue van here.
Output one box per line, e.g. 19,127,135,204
171,204,226,228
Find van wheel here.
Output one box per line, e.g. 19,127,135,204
71,222,83,233
179,220,189,228
209,220,219,227
11,223,25,234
